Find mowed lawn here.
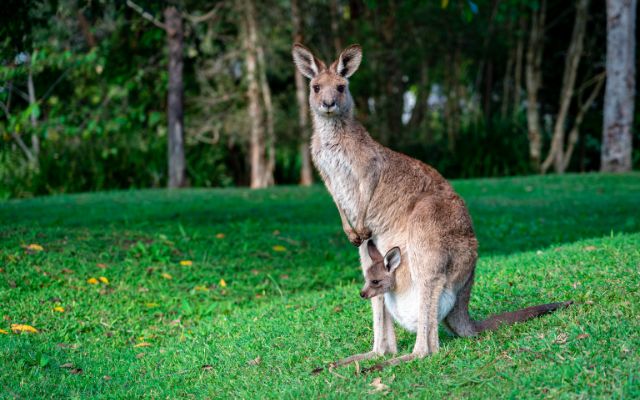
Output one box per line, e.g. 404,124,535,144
1,174,639,399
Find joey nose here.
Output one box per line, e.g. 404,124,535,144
360,290,367,299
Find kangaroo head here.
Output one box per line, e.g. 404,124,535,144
292,43,362,119
360,240,401,299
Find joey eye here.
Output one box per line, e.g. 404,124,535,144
371,280,381,285
337,85,345,93
312,85,320,93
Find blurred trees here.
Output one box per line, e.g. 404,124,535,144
0,0,637,198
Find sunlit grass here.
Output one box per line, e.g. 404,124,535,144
1,173,639,398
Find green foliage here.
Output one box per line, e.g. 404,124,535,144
0,174,639,397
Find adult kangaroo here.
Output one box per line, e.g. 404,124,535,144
292,43,571,369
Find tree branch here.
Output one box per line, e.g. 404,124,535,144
126,0,167,30
184,3,223,25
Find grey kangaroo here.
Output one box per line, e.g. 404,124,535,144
292,43,572,370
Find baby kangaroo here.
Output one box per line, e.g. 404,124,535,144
351,240,573,370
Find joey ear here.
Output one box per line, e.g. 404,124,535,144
292,43,326,79
384,247,401,273
366,240,383,262
332,44,362,78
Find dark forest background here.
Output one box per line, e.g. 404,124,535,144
0,0,637,198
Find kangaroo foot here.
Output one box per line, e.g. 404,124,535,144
312,351,380,374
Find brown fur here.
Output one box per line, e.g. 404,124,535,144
292,43,572,370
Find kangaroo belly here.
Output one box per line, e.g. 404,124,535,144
384,288,457,333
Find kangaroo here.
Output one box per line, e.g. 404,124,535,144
360,240,571,355
292,43,572,370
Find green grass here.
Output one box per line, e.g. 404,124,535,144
1,173,639,399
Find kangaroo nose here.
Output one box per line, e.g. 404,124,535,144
323,100,336,108
360,290,367,298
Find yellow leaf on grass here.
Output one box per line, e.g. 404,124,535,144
87,277,99,285
180,260,193,267
53,306,65,313
219,279,227,288
0,329,8,334
27,244,44,251
98,276,109,284
272,245,287,252
134,342,151,348
194,285,209,292
215,233,225,239
161,272,173,280
11,324,38,333
145,303,159,308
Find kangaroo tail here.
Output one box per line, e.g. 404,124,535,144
474,301,573,333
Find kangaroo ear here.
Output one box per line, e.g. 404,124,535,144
366,240,383,262
384,247,401,273
332,44,362,78
292,43,326,79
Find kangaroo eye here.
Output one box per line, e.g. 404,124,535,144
371,280,380,285
337,85,345,93
312,85,320,93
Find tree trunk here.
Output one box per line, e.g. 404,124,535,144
601,0,637,172
164,6,186,188
512,16,526,119
541,0,590,174
291,0,313,186
329,0,342,53
525,0,546,170
244,0,268,189
501,43,515,118
27,53,40,165
257,37,275,186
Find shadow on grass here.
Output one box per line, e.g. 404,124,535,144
2,174,639,257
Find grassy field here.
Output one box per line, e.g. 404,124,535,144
1,173,639,399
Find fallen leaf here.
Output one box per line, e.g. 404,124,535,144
219,279,227,288
194,285,209,292
180,260,193,267
202,364,213,371
369,377,389,392
70,368,83,374
161,272,173,280
0,329,8,334
145,303,159,308
87,277,99,285
103,375,112,380
61,268,74,274
97,263,107,269
215,233,225,239
584,245,597,251
135,352,145,359
53,306,65,313
134,342,151,348
554,332,568,345
333,306,343,313
11,324,38,333
26,244,44,252
577,333,590,340
98,276,109,284
60,363,75,369
272,245,287,252
248,356,261,366
280,274,289,280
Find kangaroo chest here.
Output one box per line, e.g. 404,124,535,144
384,287,457,333
312,142,360,224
